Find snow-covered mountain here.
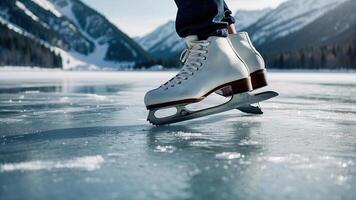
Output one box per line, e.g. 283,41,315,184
136,9,271,59
137,0,352,59
0,22,63,68
259,0,356,52
0,0,150,69
234,8,272,30
246,0,348,46
135,21,183,59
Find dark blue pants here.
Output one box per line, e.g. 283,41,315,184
174,0,235,39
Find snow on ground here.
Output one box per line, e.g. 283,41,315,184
31,0,62,17
15,1,39,22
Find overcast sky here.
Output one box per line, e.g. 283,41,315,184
82,0,287,37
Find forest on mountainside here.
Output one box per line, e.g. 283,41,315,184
264,40,356,70
135,39,356,70
0,23,62,68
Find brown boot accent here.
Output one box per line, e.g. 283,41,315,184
250,69,268,90
218,77,253,97
147,77,252,110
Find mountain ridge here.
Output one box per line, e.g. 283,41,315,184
246,0,348,47
0,0,151,69
136,0,351,61
257,0,356,52
136,8,272,59
234,8,272,30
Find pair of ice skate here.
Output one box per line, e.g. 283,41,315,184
144,32,278,125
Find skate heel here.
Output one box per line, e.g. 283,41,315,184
220,77,253,97
251,69,268,90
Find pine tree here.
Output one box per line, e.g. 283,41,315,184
278,54,284,68
300,52,306,67
321,51,327,68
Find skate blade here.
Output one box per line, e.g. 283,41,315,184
147,91,279,126
237,105,264,115
236,91,279,114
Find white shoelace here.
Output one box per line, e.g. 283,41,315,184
161,40,210,89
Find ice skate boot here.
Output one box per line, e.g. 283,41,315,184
218,32,278,114
180,33,277,115
228,32,267,89
144,36,277,126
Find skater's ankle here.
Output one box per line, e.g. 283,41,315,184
228,24,237,34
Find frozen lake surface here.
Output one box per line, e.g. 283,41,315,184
0,70,355,200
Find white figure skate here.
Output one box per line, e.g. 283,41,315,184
180,32,278,115
144,36,277,126
223,32,272,114
228,32,268,90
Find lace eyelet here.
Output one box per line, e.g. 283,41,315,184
171,85,175,87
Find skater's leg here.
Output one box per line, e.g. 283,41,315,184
223,2,237,34
145,1,278,125
223,1,268,89
174,0,228,39
222,2,235,25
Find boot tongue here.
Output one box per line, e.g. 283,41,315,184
185,35,199,48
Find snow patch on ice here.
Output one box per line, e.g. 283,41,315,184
0,118,24,123
25,90,40,94
0,155,104,172
215,152,242,160
154,145,176,153
238,139,259,146
87,94,107,101
174,132,203,140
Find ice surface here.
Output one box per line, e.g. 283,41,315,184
0,70,355,200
